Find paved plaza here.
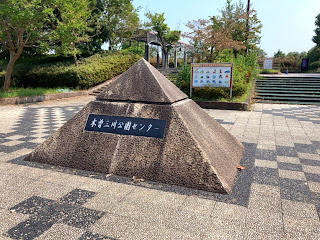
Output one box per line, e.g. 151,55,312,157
0,95,319,240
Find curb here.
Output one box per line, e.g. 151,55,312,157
0,90,89,105
195,100,249,111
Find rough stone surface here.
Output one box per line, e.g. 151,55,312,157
25,58,244,193
96,58,187,103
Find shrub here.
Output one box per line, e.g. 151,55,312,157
0,70,5,87
174,50,258,100
193,87,230,100
259,69,280,74
309,60,320,71
175,65,191,95
272,57,300,72
307,46,320,72
0,53,140,89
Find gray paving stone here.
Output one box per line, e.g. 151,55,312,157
302,165,320,175
211,201,247,222
80,178,113,193
123,187,187,208
83,183,137,212
162,210,219,237
279,169,306,181
298,152,320,161
248,188,281,212
204,217,246,240
277,156,300,164
281,199,319,220
99,200,178,225
308,181,320,193
257,140,276,150
179,195,216,216
283,216,320,240
0,209,30,234
122,221,203,240
89,214,131,239
34,223,84,240
253,167,279,186
245,209,284,238
278,162,303,171
280,178,311,203
255,159,278,168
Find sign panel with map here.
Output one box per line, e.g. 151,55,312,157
191,63,233,88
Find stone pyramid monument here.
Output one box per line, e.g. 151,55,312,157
25,59,244,194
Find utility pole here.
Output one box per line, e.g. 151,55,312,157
245,0,250,53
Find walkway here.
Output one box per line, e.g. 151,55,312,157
0,96,319,239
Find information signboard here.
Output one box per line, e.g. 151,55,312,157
84,114,167,139
263,58,273,69
190,63,233,98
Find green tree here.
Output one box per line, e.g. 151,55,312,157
144,12,180,65
274,50,286,58
94,0,139,51
50,0,95,66
184,0,261,62
219,0,262,52
287,51,307,62
307,46,320,71
312,14,320,46
254,47,267,58
120,41,145,55
184,17,245,62
0,0,53,91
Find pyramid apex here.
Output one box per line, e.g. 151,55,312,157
96,59,187,103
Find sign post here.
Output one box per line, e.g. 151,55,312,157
190,63,234,99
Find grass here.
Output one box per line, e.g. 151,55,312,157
0,87,73,98
259,69,280,74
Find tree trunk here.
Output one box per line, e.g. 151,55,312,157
71,41,78,66
3,52,17,92
73,54,78,66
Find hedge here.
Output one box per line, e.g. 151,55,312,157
0,53,141,89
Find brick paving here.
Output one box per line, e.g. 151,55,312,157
0,96,319,240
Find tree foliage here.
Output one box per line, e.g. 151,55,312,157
271,51,308,72
184,18,245,62
274,49,286,58
312,14,320,46
184,0,261,62
0,0,98,90
307,46,320,71
144,12,180,55
97,0,139,50
0,0,53,91
220,0,261,51
50,0,94,66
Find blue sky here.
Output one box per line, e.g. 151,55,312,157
132,0,320,57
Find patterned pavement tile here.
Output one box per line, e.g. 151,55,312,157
0,99,320,239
